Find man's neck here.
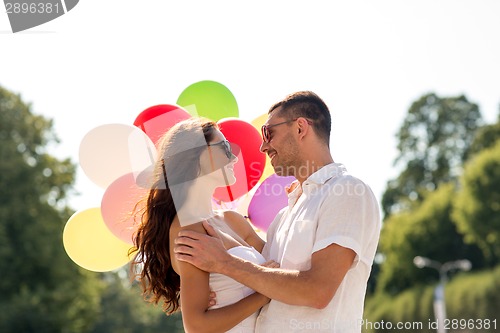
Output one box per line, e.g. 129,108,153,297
295,157,334,184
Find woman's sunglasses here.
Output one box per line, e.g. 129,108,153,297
207,139,233,159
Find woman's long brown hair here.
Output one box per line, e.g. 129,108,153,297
130,118,217,315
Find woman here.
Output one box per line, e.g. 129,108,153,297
130,117,274,333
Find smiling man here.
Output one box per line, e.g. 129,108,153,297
175,91,381,332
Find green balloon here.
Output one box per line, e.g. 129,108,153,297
177,80,239,121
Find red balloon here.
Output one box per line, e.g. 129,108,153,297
134,104,191,145
214,118,265,202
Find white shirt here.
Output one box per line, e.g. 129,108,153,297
256,163,381,333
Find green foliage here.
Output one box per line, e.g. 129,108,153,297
0,85,101,332
364,266,500,333
446,265,500,321
377,184,483,294
469,115,500,156
382,93,482,218
91,271,185,333
364,286,434,333
373,94,500,332
453,140,500,266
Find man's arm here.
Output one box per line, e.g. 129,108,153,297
174,222,355,309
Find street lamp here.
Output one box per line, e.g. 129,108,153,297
413,256,472,333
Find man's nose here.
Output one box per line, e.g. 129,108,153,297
259,140,269,153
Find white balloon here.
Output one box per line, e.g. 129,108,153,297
79,124,156,188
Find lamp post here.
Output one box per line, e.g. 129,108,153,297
413,256,472,333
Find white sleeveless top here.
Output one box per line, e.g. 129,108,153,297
209,246,266,333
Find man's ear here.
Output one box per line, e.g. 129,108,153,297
297,118,310,138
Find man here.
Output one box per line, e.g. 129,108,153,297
175,91,381,332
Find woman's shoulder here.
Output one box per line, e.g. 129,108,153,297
218,210,265,253
170,215,208,235
219,210,250,228
218,210,255,238
219,209,246,220
169,216,209,276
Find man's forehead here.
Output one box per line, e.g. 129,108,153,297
264,108,284,125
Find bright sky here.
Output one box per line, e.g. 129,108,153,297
1,0,500,212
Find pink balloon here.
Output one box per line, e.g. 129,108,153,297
247,174,295,231
101,172,148,244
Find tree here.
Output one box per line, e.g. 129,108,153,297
382,93,482,218
91,272,185,333
0,85,101,332
377,184,483,294
469,113,500,156
453,140,500,266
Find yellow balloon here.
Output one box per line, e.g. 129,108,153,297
250,113,275,182
250,113,268,129
63,208,135,272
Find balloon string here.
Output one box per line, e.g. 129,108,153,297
222,168,234,202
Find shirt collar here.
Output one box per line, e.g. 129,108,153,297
286,163,347,206
306,162,347,185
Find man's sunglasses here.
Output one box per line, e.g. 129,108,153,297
261,118,313,143
207,139,233,159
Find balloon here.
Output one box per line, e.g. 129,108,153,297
250,113,268,130
214,118,266,202
250,113,275,182
134,104,191,145
233,185,259,218
212,196,240,211
79,124,156,189
177,80,238,121
211,184,256,215
247,174,295,231
63,208,134,272
101,172,148,245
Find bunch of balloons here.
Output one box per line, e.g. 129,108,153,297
63,80,295,272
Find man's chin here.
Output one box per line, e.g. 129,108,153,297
273,165,287,177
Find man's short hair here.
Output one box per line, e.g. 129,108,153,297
269,91,331,145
